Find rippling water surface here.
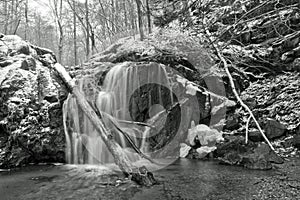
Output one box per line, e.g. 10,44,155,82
1,158,300,200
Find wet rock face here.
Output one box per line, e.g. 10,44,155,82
0,35,65,168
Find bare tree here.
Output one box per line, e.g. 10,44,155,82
145,0,151,34
85,0,90,58
24,0,28,39
73,0,78,65
3,0,9,34
49,0,64,63
135,0,144,40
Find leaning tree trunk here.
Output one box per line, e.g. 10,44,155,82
42,57,156,186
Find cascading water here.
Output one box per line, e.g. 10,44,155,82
63,62,175,165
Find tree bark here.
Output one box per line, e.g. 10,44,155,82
122,0,128,29
24,0,29,40
110,0,115,33
4,0,8,34
85,0,90,59
135,0,144,40
145,0,151,34
73,0,78,65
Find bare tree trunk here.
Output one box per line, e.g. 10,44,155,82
130,0,136,36
115,0,119,32
9,0,15,34
89,23,96,54
73,0,78,65
36,13,42,46
24,0,29,39
57,0,64,63
145,0,151,34
99,0,112,41
4,0,8,34
122,0,128,29
13,19,20,34
110,0,115,33
135,0,144,40
85,0,90,59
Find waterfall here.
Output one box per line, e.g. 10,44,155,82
63,62,174,165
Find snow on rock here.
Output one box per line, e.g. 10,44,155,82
196,146,217,158
179,143,192,158
187,121,224,147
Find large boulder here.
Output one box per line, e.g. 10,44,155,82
0,35,66,168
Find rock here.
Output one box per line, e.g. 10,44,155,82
281,136,294,148
224,112,240,131
9,97,22,104
0,35,30,56
187,122,223,147
215,136,250,158
241,73,300,131
0,34,66,168
264,118,287,139
243,97,257,109
196,146,216,158
241,144,284,170
20,57,36,71
219,151,242,165
179,143,191,158
293,135,300,149
215,136,284,169
295,123,300,135
292,58,300,72
248,129,263,142
241,153,273,170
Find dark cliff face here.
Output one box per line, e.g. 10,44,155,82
0,35,66,168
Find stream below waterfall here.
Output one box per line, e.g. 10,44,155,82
1,158,300,200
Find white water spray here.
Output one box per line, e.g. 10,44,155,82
63,62,174,164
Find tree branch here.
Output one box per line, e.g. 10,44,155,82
205,30,275,151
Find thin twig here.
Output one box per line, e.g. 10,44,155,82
99,110,160,165
205,29,275,151
118,120,156,129
245,116,251,144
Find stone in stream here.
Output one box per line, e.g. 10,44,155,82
216,136,284,169
179,143,191,158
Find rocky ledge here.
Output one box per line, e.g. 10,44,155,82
0,35,66,168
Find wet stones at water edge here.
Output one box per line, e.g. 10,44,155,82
216,136,284,170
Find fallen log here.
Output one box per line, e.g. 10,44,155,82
40,55,157,186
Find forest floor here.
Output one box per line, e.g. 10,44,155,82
1,158,299,200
